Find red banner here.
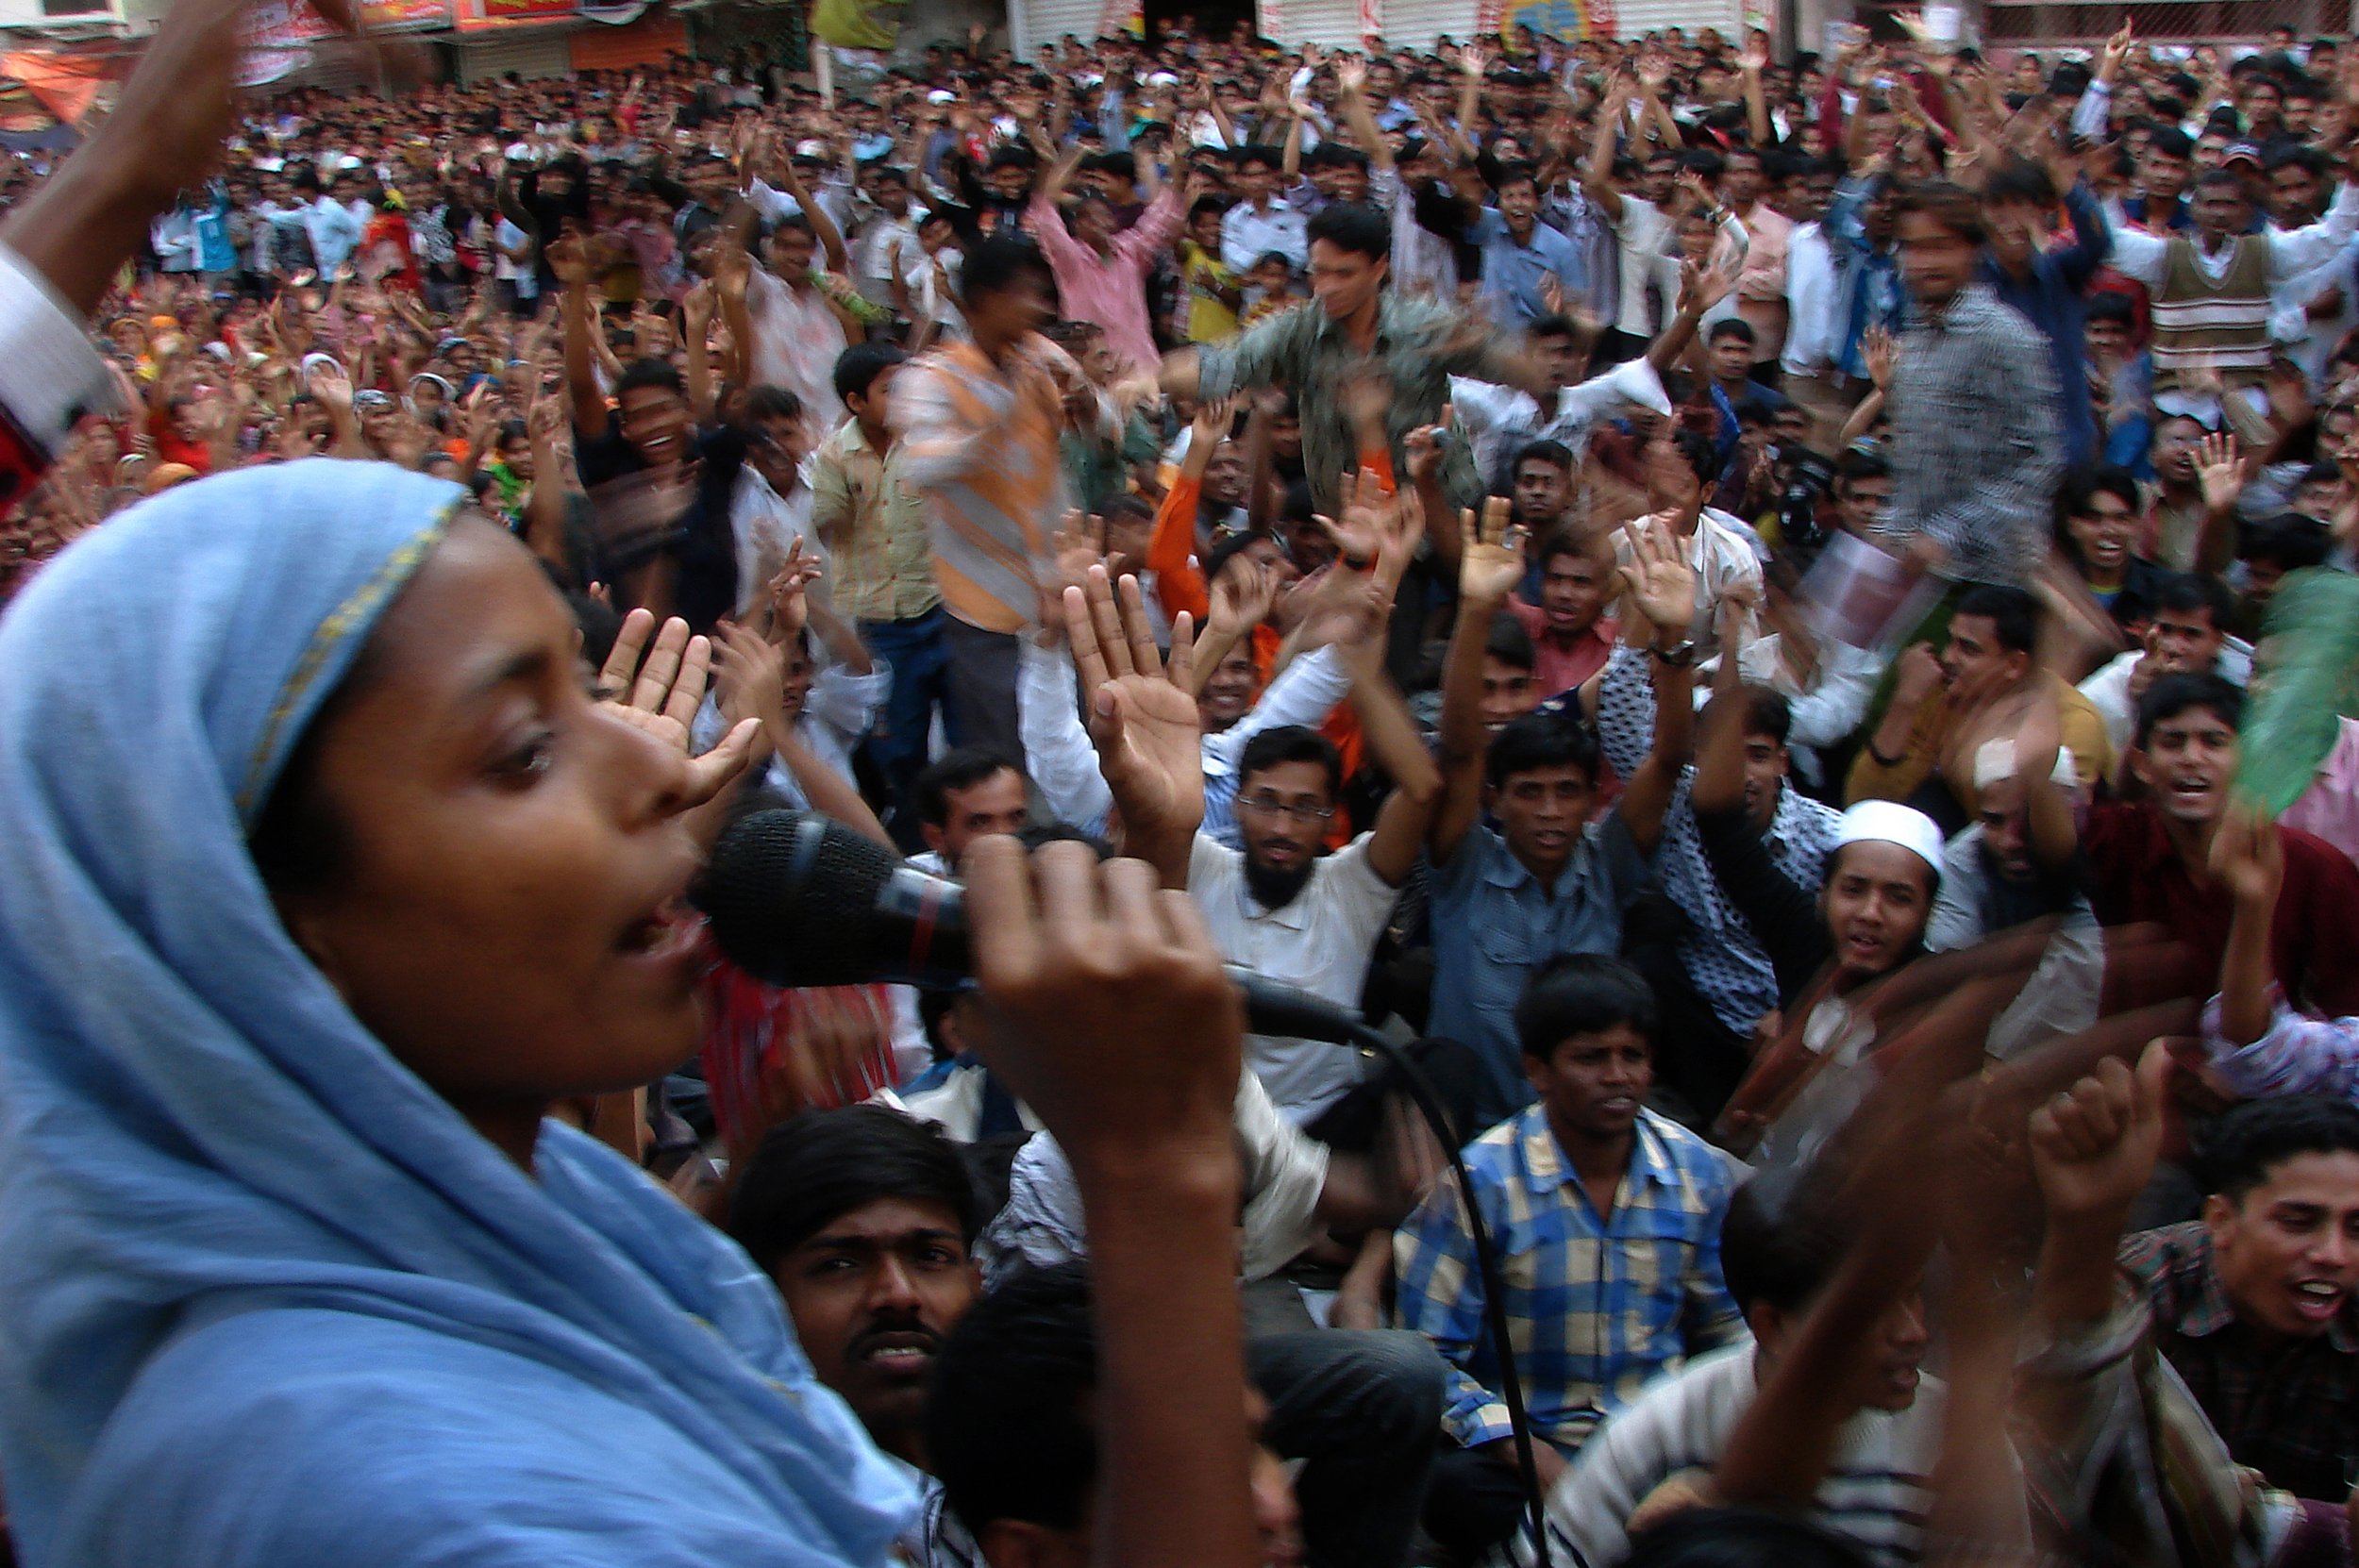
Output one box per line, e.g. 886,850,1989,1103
456,0,577,30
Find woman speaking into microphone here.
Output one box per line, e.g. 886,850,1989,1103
0,459,1261,1568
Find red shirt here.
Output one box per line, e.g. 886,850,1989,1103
2084,802,2359,1016
1507,598,1619,699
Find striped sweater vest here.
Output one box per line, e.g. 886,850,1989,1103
2150,236,2273,388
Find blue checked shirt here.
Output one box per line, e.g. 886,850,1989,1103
1393,1104,1745,1454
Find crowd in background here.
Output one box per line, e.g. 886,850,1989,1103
11,7,2359,1568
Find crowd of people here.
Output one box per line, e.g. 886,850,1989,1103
8,0,2359,1565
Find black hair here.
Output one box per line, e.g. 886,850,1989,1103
1719,1180,1841,1315
1528,312,1580,343
1514,953,1657,1060
1893,178,1988,245
2053,467,2141,570
1233,142,1284,173
2133,670,2242,750
1660,427,1722,488
2153,571,2234,631
1492,159,1541,194
958,234,1053,308
1536,524,1603,568
834,341,909,404
1203,529,1277,588
1083,151,1136,182
725,1106,984,1271
1485,609,1536,672
1189,193,1231,224
1953,584,2038,657
1484,710,1601,791
615,357,685,399
740,384,807,425
1100,493,1155,527
2196,1095,2359,1204
1237,724,1344,801
1707,317,1758,346
1742,684,1793,746
1834,449,1892,489
2150,125,2196,160
1984,158,2058,208
914,745,1023,826
1627,1507,1876,1568
1514,438,1575,475
2240,515,2333,575
2194,167,2250,199
2267,143,2328,177
1306,200,1390,263
925,1261,1099,1533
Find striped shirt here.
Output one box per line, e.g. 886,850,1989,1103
890,336,1070,634
1393,1104,1746,1454
1527,1344,1944,1568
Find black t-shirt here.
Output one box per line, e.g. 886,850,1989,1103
576,413,750,635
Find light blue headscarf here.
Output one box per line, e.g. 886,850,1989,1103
0,461,912,1567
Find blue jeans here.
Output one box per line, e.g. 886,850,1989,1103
858,608,953,811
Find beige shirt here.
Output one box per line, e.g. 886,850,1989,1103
808,419,942,624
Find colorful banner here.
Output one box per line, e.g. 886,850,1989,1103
455,0,577,30
810,0,900,49
0,49,110,125
1502,0,1614,40
247,0,447,44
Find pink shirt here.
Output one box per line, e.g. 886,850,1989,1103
1024,184,1183,375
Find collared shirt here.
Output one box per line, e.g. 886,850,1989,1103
1394,1104,1745,1454
1221,195,1310,275
1470,209,1587,331
1025,184,1184,375
890,335,1070,634
745,266,849,433
2078,641,2253,759
2117,1223,2359,1502
1823,181,1905,380
1195,292,1532,515
1595,647,1843,1034
1375,168,1458,301
1190,830,1403,1120
809,419,941,624
1507,600,1618,698
2083,803,2359,1018
1882,282,2064,588
1426,814,1649,1127
1449,356,1672,490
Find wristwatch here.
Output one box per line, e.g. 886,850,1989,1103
1651,639,1699,667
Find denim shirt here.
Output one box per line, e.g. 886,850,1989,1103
1427,812,1649,1128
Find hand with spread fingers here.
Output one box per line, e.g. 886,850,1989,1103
1456,495,1524,606
1063,566,1203,883
595,608,757,808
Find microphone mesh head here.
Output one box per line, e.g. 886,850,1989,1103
696,809,898,987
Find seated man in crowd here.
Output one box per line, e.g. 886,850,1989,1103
2083,673,2359,1018
1849,585,2112,835
909,747,1032,876
2077,571,2251,760
1427,513,1699,1126
2116,1095,2359,1505
726,1106,989,1568
927,1263,1307,1568
1539,1180,1940,1568
1395,955,1746,1554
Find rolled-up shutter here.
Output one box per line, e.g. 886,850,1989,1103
453,27,575,83
1007,0,1097,57
1371,0,1478,48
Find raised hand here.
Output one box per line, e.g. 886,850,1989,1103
2101,15,2134,72
1336,56,1368,95
595,607,757,807
1893,640,1948,707
2029,1045,2168,1226
2209,801,2285,910
2197,430,2245,514
1317,464,1394,562
1863,325,1898,392
1063,566,1205,855
1207,554,1280,633
1457,495,1523,605
545,229,595,290
1403,403,1452,487
1618,512,1698,635
711,619,787,729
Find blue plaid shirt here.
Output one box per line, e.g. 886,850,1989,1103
1393,1104,1746,1453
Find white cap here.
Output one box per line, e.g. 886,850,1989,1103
928,89,957,103
1832,800,1945,880
1146,70,1180,85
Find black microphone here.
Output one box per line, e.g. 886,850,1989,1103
695,809,1366,1044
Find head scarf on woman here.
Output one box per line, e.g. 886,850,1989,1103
0,459,912,1566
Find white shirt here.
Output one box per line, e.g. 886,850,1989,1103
1608,193,1674,338
728,458,819,619
2078,639,2253,759
1449,357,1672,487
1221,196,1310,275
2108,182,2359,288
1189,830,1401,1120
1529,1344,1955,1568
1613,508,1765,654
745,265,848,430
1782,219,1838,376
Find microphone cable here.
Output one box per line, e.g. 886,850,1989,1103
1342,1020,1554,1568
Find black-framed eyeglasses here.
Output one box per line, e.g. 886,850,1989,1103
1236,795,1334,823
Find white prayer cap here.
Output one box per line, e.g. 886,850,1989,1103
1832,800,1946,880
1971,739,2079,792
